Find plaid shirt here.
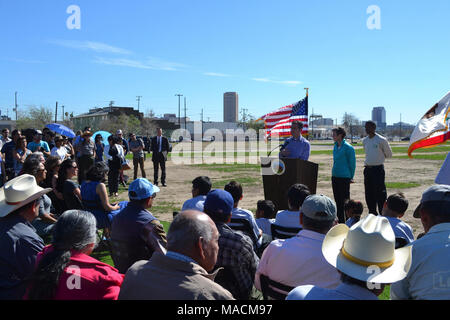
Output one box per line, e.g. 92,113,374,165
214,223,259,299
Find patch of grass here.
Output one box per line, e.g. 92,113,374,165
212,176,261,188
191,163,261,172
379,285,390,300
151,201,180,215
386,182,421,189
392,153,448,161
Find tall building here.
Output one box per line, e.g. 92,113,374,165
372,106,386,130
223,92,239,122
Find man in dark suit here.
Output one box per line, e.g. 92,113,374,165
150,128,169,187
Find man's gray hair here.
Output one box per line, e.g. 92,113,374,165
167,211,213,252
52,210,98,251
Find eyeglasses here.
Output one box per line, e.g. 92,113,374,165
72,165,78,169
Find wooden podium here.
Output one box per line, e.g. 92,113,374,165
260,157,319,211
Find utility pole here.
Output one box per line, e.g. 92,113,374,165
14,92,18,121
136,95,142,112
61,105,65,122
175,94,183,127
400,113,402,139
55,102,58,123
184,97,187,130
201,108,204,139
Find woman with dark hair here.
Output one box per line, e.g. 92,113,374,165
106,135,123,197
81,162,121,230
41,156,65,215
331,127,356,224
13,136,31,176
22,157,58,237
26,210,124,300
56,159,83,211
94,134,105,163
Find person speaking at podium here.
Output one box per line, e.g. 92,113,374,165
279,121,310,161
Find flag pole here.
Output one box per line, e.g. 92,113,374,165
304,88,309,138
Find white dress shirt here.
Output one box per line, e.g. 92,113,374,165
254,229,341,291
362,133,392,166
390,223,450,300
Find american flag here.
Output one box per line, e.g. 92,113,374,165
259,96,309,138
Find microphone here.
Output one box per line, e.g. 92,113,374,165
268,144,283,157
280,139,290,151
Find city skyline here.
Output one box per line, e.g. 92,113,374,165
1,1,449,126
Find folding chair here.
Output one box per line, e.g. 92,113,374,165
227,218,258,244
271,224,302,240
395,237,408,249
260,274,295,300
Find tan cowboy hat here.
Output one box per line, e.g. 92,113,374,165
0,174,52,218
322,214,412,283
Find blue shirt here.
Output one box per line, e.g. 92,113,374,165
280,136,310,161
286,283,378,300
181,195,206,212
1,141,16,168
27,140,50,153
332,139,356,179
384,216,414,244
0,214,44,300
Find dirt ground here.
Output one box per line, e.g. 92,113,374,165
123,143,445,238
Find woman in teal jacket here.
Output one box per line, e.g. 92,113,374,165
331,127,356,223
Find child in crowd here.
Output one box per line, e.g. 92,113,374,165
344,199,364,227
381,192,415,247
255,199,276,236
224,180,263,246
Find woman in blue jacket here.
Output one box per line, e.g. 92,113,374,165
331,127,356,224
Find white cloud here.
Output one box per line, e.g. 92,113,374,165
203,72,231,77
93,56,187,71
49,40,132,55
252,77,301,86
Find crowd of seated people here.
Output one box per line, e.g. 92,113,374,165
0,129,449,301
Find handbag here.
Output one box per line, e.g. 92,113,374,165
121,158,131,171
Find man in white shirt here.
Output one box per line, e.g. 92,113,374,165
181,176,211,212
255,194,341,292
362,121,392,215
274,183,310,229
50,136,68,161
391,184,450,300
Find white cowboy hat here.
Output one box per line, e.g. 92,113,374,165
322,214,412,284
0,174,52,218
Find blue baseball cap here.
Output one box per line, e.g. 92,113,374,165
203,189,234,216
128,178,160,200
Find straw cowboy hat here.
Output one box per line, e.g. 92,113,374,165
322,214,412,283
0,174,52,218
82,130,93,138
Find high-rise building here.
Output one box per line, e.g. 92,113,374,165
372,106,386,130
223,92,239,122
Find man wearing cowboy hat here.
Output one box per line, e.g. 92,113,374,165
0,174,52,299
287,214,412,300
391,184,450,300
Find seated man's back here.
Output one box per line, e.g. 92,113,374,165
119,252,233,300
111,202,166,273
214,223,259,300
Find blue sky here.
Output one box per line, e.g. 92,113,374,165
0,0,449,125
